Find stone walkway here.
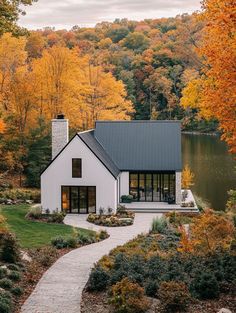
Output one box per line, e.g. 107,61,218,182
21,213,161,313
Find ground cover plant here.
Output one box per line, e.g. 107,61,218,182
84,211,236,313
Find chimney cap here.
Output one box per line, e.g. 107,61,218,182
57,114,65,120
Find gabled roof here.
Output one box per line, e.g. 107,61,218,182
41,120,182,177
94,120,182,171
78,130,120,178
41,131,120,178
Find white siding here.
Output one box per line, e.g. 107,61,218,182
175,171,182,204
119,171,129,201
41,135,117,214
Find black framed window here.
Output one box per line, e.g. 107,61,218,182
72,158,82,178
129,172,175,202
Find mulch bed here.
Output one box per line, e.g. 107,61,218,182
81,290,236,313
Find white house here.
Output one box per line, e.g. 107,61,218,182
41,115,182,214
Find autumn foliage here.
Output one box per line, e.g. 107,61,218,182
178,210,235,254
181,0,236,154
182,164,195,189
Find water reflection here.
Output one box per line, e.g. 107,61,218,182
182,134,236,210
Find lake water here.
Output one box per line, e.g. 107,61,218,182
182,134,236,210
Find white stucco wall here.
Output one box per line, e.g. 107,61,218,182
175,171,182,204
41,135,117,214
119,171,129,201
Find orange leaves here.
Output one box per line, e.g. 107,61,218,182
0,119,5,133
178,210,235,255
181,0,236,154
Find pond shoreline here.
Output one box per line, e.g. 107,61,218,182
182,131,219,136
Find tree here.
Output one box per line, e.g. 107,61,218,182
182,165,194,189
25,118,51,187
226,189,236,215
122,32,149,52
181,0,236,154
191,210,234,254
0,0,36,36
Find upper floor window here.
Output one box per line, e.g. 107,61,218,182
72,158,82,178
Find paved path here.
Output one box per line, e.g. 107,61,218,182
21,213,161,313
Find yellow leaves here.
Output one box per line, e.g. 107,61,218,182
182,165,194,189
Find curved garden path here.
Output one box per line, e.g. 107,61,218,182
21,213,161,313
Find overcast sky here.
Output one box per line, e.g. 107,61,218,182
19,0,201,30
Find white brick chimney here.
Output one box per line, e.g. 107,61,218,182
52,114,69,159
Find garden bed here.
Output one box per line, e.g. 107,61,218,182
0,204,109,313
82,210,235,313
87,207,135,227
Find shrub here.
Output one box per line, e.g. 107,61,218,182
26,207,42,220
87,266,110,291
47,212,65,224
8,271,21,282
145,280,159,297
66,236,77,248
32,246,58,267
11,286,23,296
98,230,109,240
0,291,13,313
121,195,133,203
0,278,13,290
151,216,168,234
7,264,19,271
0,188,40,203
110,277,150,313
191,272,219,300
158,281,191,312
77,232,95,245
0,232,20,263
51,236,68,249
0,267,7,279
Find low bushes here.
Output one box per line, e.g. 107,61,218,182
51,229,108,249
159,281,191,312
0,232,20,264
87,207,134,227
0,290,13,313
26,207,66,224
190,272,219,300
0,188,40,204
110,277,150,313
151,216,168,233
86,266,110,291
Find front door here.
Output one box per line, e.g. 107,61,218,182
61,186,96,214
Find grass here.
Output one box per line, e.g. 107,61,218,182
0,204,94,249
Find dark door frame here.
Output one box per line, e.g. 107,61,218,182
61,186,96,214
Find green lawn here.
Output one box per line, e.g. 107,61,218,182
0,204,94,249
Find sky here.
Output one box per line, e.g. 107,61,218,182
19,0,202,30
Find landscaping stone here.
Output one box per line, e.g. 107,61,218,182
21,213,161,313
218,309,232,313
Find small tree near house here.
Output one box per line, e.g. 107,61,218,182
182,164,194,189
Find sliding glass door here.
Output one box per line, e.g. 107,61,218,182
61,186,96,213
129,172,175,202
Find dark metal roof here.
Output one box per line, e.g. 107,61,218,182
94,120,182,171
78,130,120,178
